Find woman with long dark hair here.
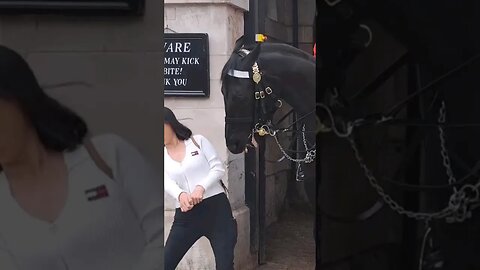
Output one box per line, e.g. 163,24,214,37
164,107,237,270
0,45,163,269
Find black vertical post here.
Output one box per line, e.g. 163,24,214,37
313,6,316,43
257,135,267,265
244,0,267,265
293,0,299,48
244,0,258,45
245,145,258,254
314,5,320,266
257,0,266,35
402,59,421,270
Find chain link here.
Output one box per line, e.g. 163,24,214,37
346,100,480,222
247,60,318,181
255,100,480,222
438,101,458,189
273,124,316,164
437,101,480,222
300,98,480,222
347,136,454,221
252,120,316,182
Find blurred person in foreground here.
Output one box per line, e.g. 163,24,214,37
0,45,164,270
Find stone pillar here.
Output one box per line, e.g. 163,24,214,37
164,1,256,269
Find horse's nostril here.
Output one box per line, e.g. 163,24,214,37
227,142,237,149
227,141,242,154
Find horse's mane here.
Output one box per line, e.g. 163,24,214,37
221,36,314,82
265,43,315,63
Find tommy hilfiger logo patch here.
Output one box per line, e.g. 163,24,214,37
85,185,109,201
191,151,199,156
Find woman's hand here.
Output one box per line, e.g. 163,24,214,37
178,192,193,212
190,185,205,205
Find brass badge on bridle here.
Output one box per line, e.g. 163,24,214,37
252,62,262,84
252,62,270,136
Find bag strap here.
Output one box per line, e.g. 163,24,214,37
84,138,114,179
190,135,229,194
191,136,201,149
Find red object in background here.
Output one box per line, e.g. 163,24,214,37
313,43,316,57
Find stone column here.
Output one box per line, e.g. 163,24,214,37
164,1,255,269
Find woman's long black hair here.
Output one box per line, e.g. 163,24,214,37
0,45,88,152
164,107,192,140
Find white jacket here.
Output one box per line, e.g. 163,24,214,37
164,134,225,207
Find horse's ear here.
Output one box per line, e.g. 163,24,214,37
242,43,262,66
233,35,244,50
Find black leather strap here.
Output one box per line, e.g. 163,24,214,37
84,138,113,180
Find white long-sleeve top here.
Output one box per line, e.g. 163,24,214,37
0,134,164,270
164,134,225,208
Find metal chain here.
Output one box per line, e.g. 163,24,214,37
253,99,480,221
437,101,480,222
273,124,316,164
252,118,317,182
347,136,454,221
438,101,458,189
310,97,480,222
348,132,480,222
296,163,305,182
317,102,354,137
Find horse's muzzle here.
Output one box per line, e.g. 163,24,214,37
227,143,245,154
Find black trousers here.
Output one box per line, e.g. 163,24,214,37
164,193,238,270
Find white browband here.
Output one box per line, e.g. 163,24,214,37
238,48,251,55
226,47,253,79
227,69,250,79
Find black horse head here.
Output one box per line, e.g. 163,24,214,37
220,37,262,154
221,36,315,154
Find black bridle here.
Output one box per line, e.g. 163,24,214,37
224,47,285,136
224,46,317,140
